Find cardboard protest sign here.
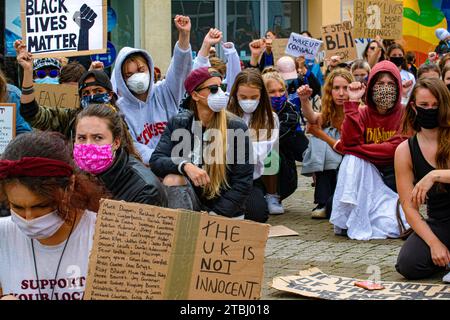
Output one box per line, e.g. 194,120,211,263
84,199,270,300
269,225,299,238
285,33,323,60
322,21,357,62
271,268,450,300
21,0,107,58
0,104,16,154
34,84,79,109
271,38,290,62
353,0,404,40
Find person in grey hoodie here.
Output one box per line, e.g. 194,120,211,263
112,15,193,164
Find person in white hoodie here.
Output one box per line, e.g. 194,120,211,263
112,15,193,164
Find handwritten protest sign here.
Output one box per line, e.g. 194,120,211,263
34,84,79,109
322,21,357,62
271,268,450,300
21,0,107,58
285,33,323,60
0,104,16,154
84,199,270,300
271,38,290,62
353,0,404,40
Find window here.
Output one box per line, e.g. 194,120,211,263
267,0,304,38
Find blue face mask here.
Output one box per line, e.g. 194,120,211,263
34,77,60,85
271,95,287,112
81,93,111,108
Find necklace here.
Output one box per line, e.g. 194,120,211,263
31,217,76,301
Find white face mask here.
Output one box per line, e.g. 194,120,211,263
126,72,150,94
239,99,260,114
207,88,229,112
11,209,65,240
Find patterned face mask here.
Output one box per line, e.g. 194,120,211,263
372,83,398,111
73,144,115,175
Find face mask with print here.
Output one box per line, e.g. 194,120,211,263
239,99,260,114
271,95,287,112
207,88,229,112
34,77,60,85
11,209,65,240
80,93,111,109
372,83,398,111
127,72,151,94
73,144,115,175
415,106,440,129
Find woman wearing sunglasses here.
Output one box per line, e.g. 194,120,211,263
32,58,62,85
150,67,254,220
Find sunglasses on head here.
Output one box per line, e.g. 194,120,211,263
35,69,60,79
196,84,220,94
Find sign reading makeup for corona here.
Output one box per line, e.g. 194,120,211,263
21,0,107,58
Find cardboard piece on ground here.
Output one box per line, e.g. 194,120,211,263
34,84,79,109
285,33,323,60
21,0,107,58
271,38,290,63
269,225,299,238
321,21,358,62
84,199,270,300
353,0,404,40
0,104,16,154
271,268,450,300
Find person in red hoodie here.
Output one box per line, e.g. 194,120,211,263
330,60,410,240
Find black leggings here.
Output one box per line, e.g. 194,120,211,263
244,179,269,223
396,219,450,280
314,170,337,207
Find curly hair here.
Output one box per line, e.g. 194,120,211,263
321,68,354,130
0,131,108,221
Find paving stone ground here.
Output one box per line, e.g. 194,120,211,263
262,166,446,300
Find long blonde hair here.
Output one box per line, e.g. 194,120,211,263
189,77,229,200
321,68,354,130
261,67,287,93
0,69,8,102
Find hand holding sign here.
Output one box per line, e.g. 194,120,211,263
14,40,33,71
73,4,98,51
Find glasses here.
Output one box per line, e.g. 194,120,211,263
35,69,60,79
196,84,220,94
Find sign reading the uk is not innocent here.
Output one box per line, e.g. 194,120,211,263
21,0,108,58
285,33,323,60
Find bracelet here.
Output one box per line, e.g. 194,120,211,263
21,87,35,95
22,85,33,90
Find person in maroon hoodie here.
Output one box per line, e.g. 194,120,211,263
330,61,411,240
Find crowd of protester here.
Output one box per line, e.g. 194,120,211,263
0,16,449,300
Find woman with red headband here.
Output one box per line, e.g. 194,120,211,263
0,131,105,300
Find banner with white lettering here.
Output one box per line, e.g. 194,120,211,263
285,33,323,60
21,0,107,57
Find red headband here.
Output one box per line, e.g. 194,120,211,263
0,157,73,179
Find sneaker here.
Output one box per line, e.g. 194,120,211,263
334,225,348,237
266,194,285,215
311,205,327,219
444,267,450,283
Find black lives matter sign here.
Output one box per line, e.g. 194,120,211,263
21,0,107,57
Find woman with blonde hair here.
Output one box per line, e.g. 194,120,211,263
150,67,253,220
395,78,450,281
227,68,278,221
298,68,353,219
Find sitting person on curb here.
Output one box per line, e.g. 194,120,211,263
331,60,410,240
0,131,105,300
395,78,450,281
149,67,254,220
74,104,168,207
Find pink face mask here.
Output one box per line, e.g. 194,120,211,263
73,144,115,175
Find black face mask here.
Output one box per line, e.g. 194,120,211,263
415,106,440,129
390,56,405,67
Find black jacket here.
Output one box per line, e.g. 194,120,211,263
98,148,168,207
149,110,254,218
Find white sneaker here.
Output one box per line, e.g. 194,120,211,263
444,269,450,283
266,194,285,215
311,205,327,219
